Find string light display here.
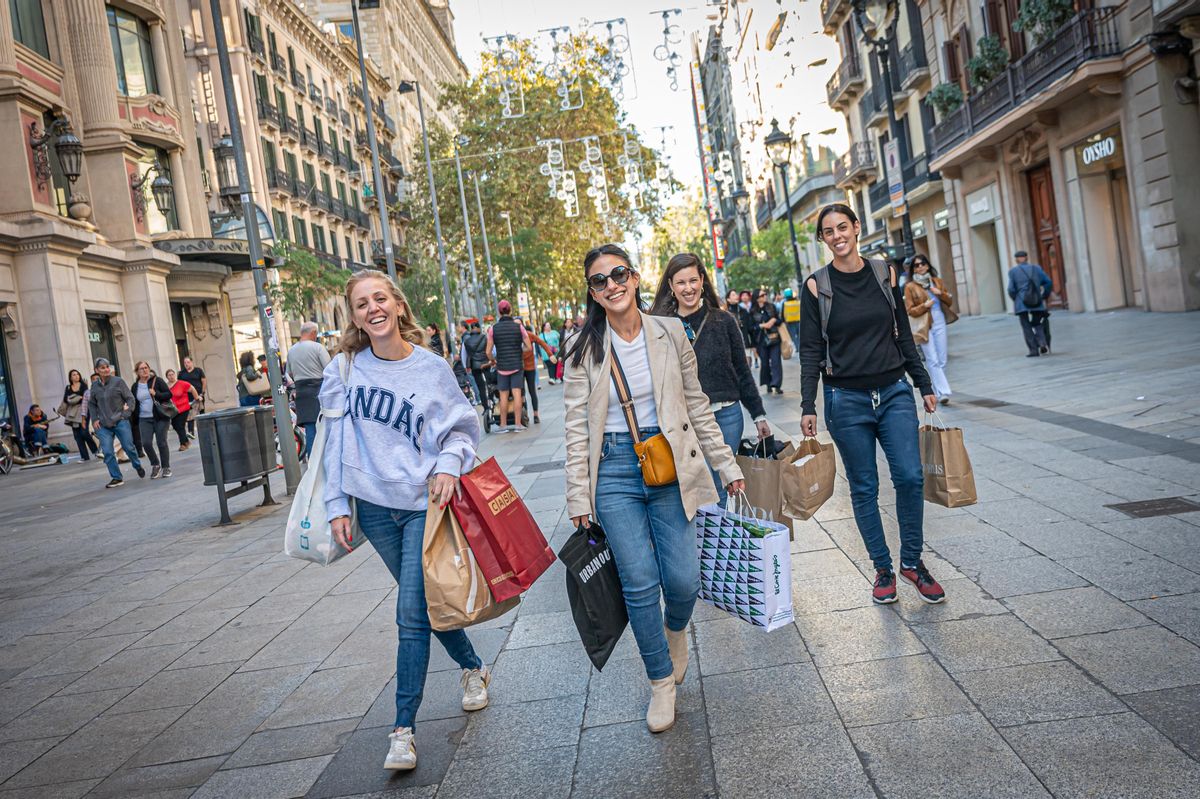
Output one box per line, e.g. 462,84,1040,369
591,17,636,102
482,33,526,118
651,9,684,91
617,130,644,209
578,135,610,215
540,26,584,111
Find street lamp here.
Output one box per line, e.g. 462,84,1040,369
206,0,300,496
730,186,751,257
398,79,455,349
129,161,175,222
763,119,805,288
852,0,915,258
471,172,499,311
451,137,485,321
212,132,239,212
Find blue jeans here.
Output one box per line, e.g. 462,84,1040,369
300,422,316,460
96,419,142,480
711,403,744,507
239,395,260,407
786,321,801,357
758,341,782,388
594,431,700,681
823,379,925,572
355,500,481,729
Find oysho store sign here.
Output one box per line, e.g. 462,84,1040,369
1074,126,1123,175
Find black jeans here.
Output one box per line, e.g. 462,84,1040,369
1018,311,1051,354
523,369,539,414
138,417,170,468
470,368,489,411
758,340,783,389
71,424,98,460
170,413,189,447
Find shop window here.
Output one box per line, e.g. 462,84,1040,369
87,313,119,376
107,5,159,97
9,0,49,59
0,322,14,429
134,143,178,234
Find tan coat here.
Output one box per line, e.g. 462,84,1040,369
903,277,958,324
564,312,743,521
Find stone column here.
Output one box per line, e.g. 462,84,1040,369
148,21,175,106
0,0,17,73
168,149,194,234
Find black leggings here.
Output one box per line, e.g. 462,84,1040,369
523,369,539,413
71,424,98,460
170,413,188,447
138,417,170,468
471,368,489,411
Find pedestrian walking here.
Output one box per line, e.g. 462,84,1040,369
61,370,98,460
460,320,490,410
904,254,958,404
737,290,758,368
799,203,945,605
320,269,489,772
781,289,802,358
88,357,145,487
520,321,554,424
177,356,206,439
237,351,266,407
541,321,561,384
164,369,199,450
132,361,173,479
751,289,784,393
425,323,446,358
287,322,331,462
1007,250,1054,357
651,253,770,505
564,244,744,733
487,300,530,432
22,405,49,454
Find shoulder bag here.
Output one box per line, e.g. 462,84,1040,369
241,368,271,397
609,348,677,487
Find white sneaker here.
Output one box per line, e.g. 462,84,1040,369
461,665,490,711
384,727,416,770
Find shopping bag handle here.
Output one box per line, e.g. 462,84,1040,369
922,410,950,429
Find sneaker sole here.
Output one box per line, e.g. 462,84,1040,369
462,697,489,712
899,573,947,604
872,594,899,605
383,759,417,771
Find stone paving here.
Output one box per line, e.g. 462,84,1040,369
1,309,1199,798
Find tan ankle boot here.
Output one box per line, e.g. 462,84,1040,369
647,676,676,733
665,625,688,684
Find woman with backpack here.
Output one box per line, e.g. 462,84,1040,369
321,269,489,772
798,204,945,606
903,254,957,405
564,244,744,734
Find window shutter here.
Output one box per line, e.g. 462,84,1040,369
984,0,1004,40
1004,0,1027,59
943,40,960,85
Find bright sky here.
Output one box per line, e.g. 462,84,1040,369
448,0,845,193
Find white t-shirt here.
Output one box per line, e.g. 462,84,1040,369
605,328,659,432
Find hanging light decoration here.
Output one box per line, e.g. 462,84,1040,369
591,17,636,102
617,130,643,209
540,26,584,111
482,33,526,118
578,135,609,215
651,9,684,91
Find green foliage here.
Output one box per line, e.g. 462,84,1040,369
926,82,965,117
725,221,811,293
269,242,347,320
966,35,1010,89
648,188,713,281
402,33,670,325
1012,0,1076,44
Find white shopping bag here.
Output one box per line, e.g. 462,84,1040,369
695,496,794,631
284,356,361,565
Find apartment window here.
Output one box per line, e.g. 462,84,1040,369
344,236,352,259
243,10,261,39
357,240,366,262
261,138,277,172
107,5,158,97
275,87,288,117
273,210,289,241
292,215,308,246
267,28,278,60
9,0,49,59
253,72,269,103
336,183,347,204
314,118,324,145
303,163,316,187
134,143,178,233
284,151,298,179
287,46,296,72
321,174,333,196
330,236,339,257
311,224,327,252
338,22,354,38
306,65,314,86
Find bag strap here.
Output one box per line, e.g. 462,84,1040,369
867,258,900,340
607,348,642,445
322,353,353,420
813,266,834,375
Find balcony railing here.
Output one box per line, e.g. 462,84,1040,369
340,110,351,127
897,41,929,89
248,33,265,59
270,53,286,75
302,129,319,154
834,142,877,187
313,190,332,215
330,197,346,219
324,98,338,116
350,84,364,103
281,116,298,139
310,85,323,104
821,0,850,32
931,8,1120,156
826,58,864,109
355,130,369,149
320,140,336,163
256,99,279,128
868,153,939,213
290,69,306,92
267,169,292,194
859,81,887,128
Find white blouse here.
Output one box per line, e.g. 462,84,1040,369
605,328,660,432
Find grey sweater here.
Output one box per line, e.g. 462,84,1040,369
87,376,134,428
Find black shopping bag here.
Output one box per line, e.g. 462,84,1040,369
558,521,628,671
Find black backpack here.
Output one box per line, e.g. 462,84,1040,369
811,258,897,376
1017,265,1043,308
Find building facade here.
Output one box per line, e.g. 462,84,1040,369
0,0,233,431
922,0,1200,314
824,0,957,296
699,24,750,262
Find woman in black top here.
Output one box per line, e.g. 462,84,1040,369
652,254,771,505
62,369,98,460
132,360,175,478
750,290,783,393
798,204,945,606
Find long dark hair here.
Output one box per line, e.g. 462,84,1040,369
567,244,645,367
67,369,83,386
815,203,859,242
906,252,939,279
650,253,723,316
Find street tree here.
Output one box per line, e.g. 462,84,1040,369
269,242,346,321
725,220,813,293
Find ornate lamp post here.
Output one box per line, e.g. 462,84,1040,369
764,119,805,288
852,0,915,258
730,186,751,258
129,161,175,223
29,115,88,218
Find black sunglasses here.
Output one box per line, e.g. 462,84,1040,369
587,264,633,292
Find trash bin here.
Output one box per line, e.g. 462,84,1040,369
196,407,274,485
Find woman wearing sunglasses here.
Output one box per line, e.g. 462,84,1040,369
904,254,957,405
564,244,744,734
650,253,770,505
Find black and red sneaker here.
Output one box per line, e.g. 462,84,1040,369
899,561,946,604
872,568,898,604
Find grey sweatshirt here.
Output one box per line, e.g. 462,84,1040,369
320,345,480,518
87,375,134,428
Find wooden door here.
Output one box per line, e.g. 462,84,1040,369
1026,164,1068,308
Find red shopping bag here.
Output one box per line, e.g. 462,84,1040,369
555,360,565,380
450,457,556,602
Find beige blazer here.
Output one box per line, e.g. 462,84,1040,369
564,312,743,521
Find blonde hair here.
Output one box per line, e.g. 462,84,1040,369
339,269,426,357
